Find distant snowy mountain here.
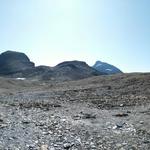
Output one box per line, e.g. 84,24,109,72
93,61,122,74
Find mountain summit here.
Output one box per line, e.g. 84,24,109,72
50,60,106,80
93,61,122,74
0,51,35,75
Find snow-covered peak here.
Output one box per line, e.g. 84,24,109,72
93,60,122,74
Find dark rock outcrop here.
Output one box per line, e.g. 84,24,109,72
0,51,35,75
93,61,122,74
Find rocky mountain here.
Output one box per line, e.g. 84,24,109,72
93,61,122,74
41,61,106,81
0,51,35,75
0,51,106,81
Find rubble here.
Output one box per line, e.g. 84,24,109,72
0,74,149,149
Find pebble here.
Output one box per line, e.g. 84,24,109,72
116,143,122,148
27,145,35,150
119,148,126,150
116,122,125,128
143,140,150,144
49,147,55,150
0,124,8,128
0,118,4,122
40,144,48,150
48,131,53,134
122,142,127,146
130,145,138,150
35,140,38,144
91,144,96,149
63,143,73,149
114,113,128,117
139,121,144,124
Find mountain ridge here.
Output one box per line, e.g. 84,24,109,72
0,50,122,81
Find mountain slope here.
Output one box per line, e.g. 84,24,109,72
42,61,106,81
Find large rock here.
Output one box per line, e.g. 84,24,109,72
0,51,35,75
93,61,122,74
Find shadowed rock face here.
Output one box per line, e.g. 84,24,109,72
0,51,35,75
93,61,122,74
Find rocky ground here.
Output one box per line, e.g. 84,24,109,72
0,73,150,150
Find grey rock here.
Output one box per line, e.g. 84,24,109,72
40,145,48,150
63,143,74,149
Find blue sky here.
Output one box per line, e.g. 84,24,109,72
0,0,150,72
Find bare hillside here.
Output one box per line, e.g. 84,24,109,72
0,73,150,149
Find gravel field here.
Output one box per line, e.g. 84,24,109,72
0,73,150,150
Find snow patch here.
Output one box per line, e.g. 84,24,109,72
96,64,102,67
106,69,112,71
16,78,26,80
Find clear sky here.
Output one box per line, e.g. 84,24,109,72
0,0,150,72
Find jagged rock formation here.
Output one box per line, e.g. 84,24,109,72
93,61,122,74
0,51,35,75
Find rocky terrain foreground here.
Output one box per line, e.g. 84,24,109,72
0,73,150,150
